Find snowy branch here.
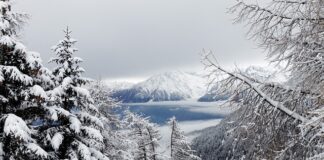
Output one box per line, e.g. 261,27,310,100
202,51,309,123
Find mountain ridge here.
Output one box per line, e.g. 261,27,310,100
109,71,207,103
105,66,286,103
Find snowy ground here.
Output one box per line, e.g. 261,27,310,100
157,118,222,156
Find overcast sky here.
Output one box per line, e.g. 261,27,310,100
15,0,266,82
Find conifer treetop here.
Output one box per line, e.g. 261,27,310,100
49,27,87,85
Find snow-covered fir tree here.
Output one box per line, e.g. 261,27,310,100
168,117,200,160
41,27,109,159
0,0,53,159
126,111,162,160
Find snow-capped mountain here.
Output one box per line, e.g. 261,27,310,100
111,71,207,103
108,66,287,103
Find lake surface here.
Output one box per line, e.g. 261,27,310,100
117,101,231,124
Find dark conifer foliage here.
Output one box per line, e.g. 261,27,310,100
0,0,52,159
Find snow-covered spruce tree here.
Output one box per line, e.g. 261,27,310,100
126,111,162,160
88,80,134,159
0,0,54,159
168,117,200,160
198,0,324,159
42,28,109,159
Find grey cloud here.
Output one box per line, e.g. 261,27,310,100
15,0,266,79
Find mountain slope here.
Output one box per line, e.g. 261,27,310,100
112,71,207,103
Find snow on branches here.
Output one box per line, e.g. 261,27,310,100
1,114,48,159
230,0,324,96
49,27,86,85
198,0,324,159
168,117,200,160
0,0,53,158
39,27,109,159
125,111,163,160
202,51,309,123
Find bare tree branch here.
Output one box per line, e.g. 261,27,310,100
202,51,309,123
